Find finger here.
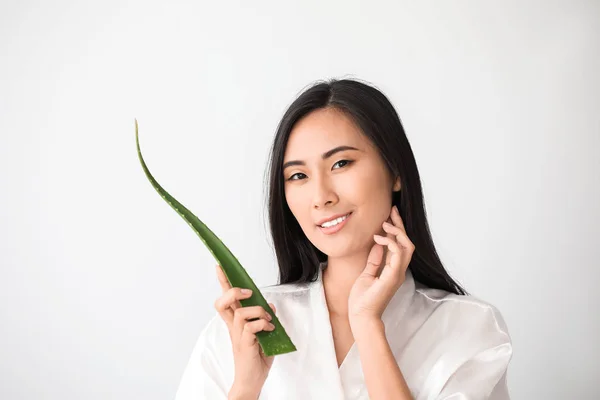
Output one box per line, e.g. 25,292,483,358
373,234,402,269
383,220,396,269
364,242,384,277
240,319,275,348
214,287,252,317
236,305,273,321
374,234,403,256
381,222,414,279
234,306,274,341
214,301,234,327
216,264,232,292
390,205,407,235
374,234,414,282
233,305,273,332
382,221,405,245
380,259,403,284
382,220,413,251
268,303,276,314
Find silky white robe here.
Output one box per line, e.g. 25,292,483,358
175,262,512,399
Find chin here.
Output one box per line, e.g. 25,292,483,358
311,238,362,259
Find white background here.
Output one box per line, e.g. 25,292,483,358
1,1,598,398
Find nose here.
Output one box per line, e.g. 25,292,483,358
312,175,338,209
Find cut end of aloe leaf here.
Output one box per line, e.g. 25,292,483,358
135,120,297,357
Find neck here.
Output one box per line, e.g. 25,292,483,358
322,250,370,317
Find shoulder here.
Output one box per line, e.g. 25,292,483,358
413,285,511,346
404,286,513,398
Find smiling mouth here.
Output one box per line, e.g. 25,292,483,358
319,213,351,228
317,212,353,234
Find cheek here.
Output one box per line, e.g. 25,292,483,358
284,185,298,210
350,168,390,206
285,187,311,227
352,175,393,228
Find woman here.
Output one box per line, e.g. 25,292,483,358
175,79,513,399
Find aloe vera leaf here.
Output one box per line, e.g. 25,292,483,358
134,119,297,357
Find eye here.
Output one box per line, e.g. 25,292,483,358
287,172,307,181
286,160,353,181
333,159,353,169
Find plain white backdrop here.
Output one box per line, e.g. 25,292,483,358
1,1,598,398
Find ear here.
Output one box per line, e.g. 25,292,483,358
392,176,401,192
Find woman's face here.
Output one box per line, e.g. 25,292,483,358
283,107,401,259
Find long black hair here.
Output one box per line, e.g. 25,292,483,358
264,78,467,295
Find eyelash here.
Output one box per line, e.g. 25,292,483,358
286,160,353,181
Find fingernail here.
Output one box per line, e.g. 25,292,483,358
241,289,252,295
266,313,272,321
269,323,275,329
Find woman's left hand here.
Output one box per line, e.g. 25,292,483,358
348,205,415,329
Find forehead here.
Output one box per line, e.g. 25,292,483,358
284,108,368,159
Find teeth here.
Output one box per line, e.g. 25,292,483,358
321,214,348,228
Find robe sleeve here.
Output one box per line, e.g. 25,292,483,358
436,342,513,399
433,301,513,400
174,315,232,400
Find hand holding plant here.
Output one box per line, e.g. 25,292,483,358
134,119,296,359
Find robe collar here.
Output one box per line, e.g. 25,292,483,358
314,260,417,330
308,260,417,398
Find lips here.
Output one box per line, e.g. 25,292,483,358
317,212,352,235
316,212,352,227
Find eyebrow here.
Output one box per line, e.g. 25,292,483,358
282,145,360,170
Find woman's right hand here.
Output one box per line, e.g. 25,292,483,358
214,264,277,399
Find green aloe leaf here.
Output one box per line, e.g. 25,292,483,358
134,119,297,357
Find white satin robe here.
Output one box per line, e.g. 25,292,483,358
175,262,512,399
